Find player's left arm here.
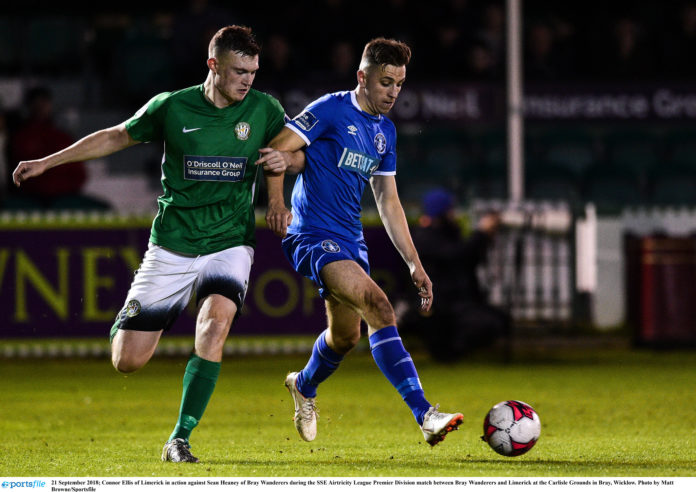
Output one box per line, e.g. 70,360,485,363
264,170,292,238
256,127,307,175
371,174,433,312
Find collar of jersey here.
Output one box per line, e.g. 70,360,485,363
350,91,382,121
198,84,245,110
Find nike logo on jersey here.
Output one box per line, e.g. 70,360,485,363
182,127,202,133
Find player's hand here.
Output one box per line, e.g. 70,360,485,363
256,148,290,174
13,159,51,187
266,201,292,238
411,267,433,312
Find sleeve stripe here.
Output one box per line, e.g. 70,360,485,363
372,170,396,176
285,123,312,146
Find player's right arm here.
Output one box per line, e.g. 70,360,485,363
261,127,307,237
371,174,433,312
13,123,139,187
256,96,333,175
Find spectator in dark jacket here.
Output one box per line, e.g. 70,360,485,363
399,188,510,361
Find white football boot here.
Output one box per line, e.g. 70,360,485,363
420,404,464,446
161,438,199,463
284,372,318,441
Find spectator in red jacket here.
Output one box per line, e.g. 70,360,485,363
9,86,88,207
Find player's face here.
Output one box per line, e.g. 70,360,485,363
211,51,258,104
361,64,406,115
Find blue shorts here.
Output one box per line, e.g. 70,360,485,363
281,232,370,298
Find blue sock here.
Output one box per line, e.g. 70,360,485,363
297,330,344,398
369,326,431,425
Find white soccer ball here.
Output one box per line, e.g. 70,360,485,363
482,400,541,456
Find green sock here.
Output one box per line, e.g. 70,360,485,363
109,323,119,343
168,354,221,443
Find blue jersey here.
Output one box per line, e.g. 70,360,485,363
285,91,397,240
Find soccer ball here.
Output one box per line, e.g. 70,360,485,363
482,400,541,456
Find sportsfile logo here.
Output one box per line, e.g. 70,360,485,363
1,481,46,489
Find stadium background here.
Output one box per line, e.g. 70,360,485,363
1,0,696,353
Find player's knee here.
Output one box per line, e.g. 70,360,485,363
111,350,145,374
196,316,233,352
198,296,236,331
365,291,395,327
199,316,232,338
331,330,361,353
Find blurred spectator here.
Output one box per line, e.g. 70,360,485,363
170,0,234,88
597,17,656,79
548,14,579,77
464,42,499,81
87,12,134,80
367,0,416,48
397,188,510,362
471,2,505,77
256,34,302,90
7,86,107,210
7,1,696,86
405,0,472,79
112,14,176,105
465,43,499,81
328,40,358,85
427,23,471,80
311,0,362,44
310,40,358,87
525,20,562,80
662,1,696,78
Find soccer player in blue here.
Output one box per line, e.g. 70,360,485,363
257,37,464,446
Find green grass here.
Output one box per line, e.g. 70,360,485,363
1,346,696,477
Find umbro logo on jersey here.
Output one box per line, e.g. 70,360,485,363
347,125,358,135
182,127,201,133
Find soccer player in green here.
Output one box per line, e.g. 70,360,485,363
12,25,297,463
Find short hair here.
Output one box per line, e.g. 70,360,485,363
209,25,260,58
359,37,411,72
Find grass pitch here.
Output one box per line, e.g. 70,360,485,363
1,341,695,477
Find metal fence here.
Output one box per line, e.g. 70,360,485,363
472,200,578,332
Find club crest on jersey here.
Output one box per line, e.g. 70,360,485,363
235,122,251,140
125,299,141,317
374,133,387,154
337,148,381,177
294,111,318,131
321,240,341,253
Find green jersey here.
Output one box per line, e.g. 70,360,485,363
125,85,286,255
